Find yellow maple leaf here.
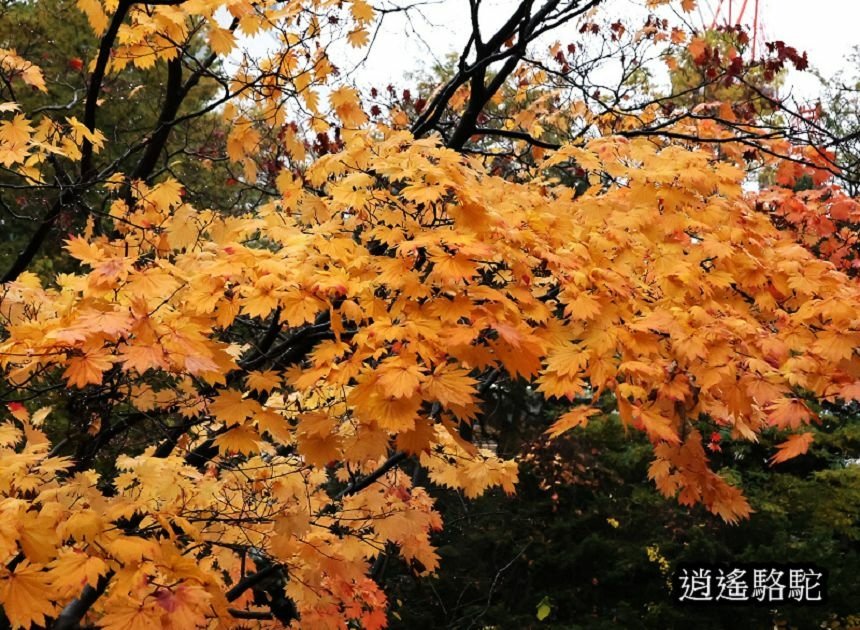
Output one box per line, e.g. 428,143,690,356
0,114,32,146
98,597,159,630
423,367,477,408
154,583,211,629
48,550,108,595
246,370,281,393
279,290,324,327
166,205,200,250
296,430,341,467
0,562,57,629
254,407,292,443
76,0,107,33
812,329,857,362
0,52,46,92
64,235,105,265
377,360,425,399
350,0,375,22
0,422,22,447
369,393,422,431
428,252,478,284
563,291,602,321
119,344,168,373
395,418,436,454
208,389,258,426
208,27,236,55
347,28,369,48
330,86,367,128
213,425,262,455
66,116,105,153
146,179,184,209
104,536,158,564
59,509,104,542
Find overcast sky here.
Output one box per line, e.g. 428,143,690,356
342,0,860,99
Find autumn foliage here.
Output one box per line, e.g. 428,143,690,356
0,0,858,627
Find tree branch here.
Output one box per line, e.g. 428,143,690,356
0,195,67,283
81,0,132,180
471,126,561,149
52,574,112,630
225,564,281,602
336,451,409,499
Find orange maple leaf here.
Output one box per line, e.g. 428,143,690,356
0,562,57,629
546,407,599,439
766,398,815,430
770,432,814,465
63,350,115,388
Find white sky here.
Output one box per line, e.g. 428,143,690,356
762,0,859,94
343,0,860,99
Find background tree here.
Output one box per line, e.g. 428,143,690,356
379,407,860,629
0,0,243,281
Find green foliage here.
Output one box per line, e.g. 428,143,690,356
815,46,860,194
0,0,235,276
384,413,860,629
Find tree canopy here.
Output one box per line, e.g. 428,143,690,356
0,0,858,627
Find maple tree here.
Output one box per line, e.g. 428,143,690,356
0,0,859,627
